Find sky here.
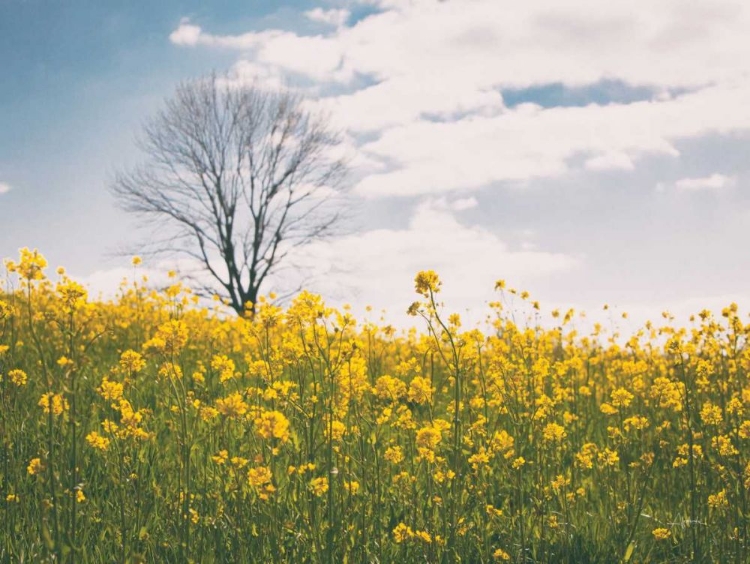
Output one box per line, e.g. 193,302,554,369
2,0,750,331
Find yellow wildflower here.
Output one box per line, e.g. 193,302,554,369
415,426,441,450
407,376,433,405
39,392,68,416
255,410,291,443
86,432,110,451
8,369,27,387
393,523,414,543
309,477,329,497
414,270,441,297
542,422,567,442
493,548,511,561
27,458,44,476
216,393,248,418
384,446,404,464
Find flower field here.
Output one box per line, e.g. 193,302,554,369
1,249,749,563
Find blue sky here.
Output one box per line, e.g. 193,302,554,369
2,0,750,328
0,0,307,270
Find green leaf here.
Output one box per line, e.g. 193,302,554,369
623,541,635,562
42,524,54,550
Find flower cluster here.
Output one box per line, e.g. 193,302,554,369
1,253,749,563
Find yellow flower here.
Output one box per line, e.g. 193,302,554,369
0,300,13,321
485,505,503,518
468,447,490,471
211,354,236,383
27,458,44,476
247,465,273,488
700,402,723,426
408,376,433,405
144,320,188,355
650,377,682,411
199,406,219,422
542,422,567,442
131,256,142,266
76,489,86,503
414,270,441,297
97,377,124,401
551,474,570,491
373,375,407,401
86,431,110,451
598,448,620,468
712,435,739,457
102,420,119,434
610,388,634,408
215,392,248,418
392,523,414,543
414,530,432,543
489,430,515,459
189,508,199,524
652,528,671,540
212,450,229,465
120,350,146,373
623,415,650,432
344,481,360,495
158,362,183,380
39,392,68,416
415,426,441,450
576,443,598,470
113,399,149,441
384,446,404,464
230,456,248,469
8,369,27,387
57,356,73,368
11,247,48,280
309,477,329,497
56,279,88,310
708,490,728,510
255,410,291,443
493,548,511,561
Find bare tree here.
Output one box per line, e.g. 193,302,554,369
112,73,348,316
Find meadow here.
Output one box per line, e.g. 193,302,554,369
1,248,748,563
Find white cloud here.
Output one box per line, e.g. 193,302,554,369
321,77,504,132
354,82,750,196
170,0,750,91
0,182,10,194
293,198,579,324
193,0,750,88
450,197,478,211
169,20,287,50
306,8,350,27
427,196,480,212
584,152,635,171
219,60,286,91
171,0,750,197
169,21,203,46
674,173,736,191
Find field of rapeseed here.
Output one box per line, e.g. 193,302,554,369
1,248,749,563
